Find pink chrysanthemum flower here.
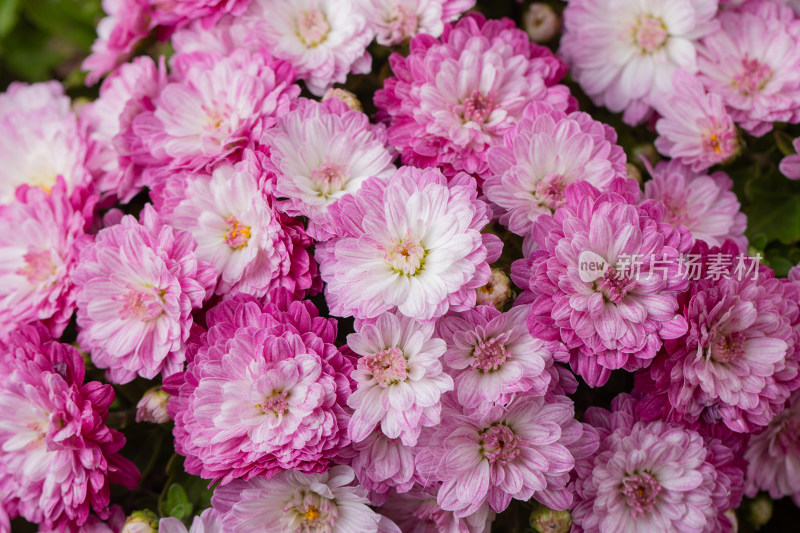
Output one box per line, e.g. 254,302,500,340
780,136,800,180
164,291,353,484
435,305,557,410
82,0,152,85
359,0,475,46
654,70,739,171
0,326,139,532
80,56,167,203
132,49,298,172
317,167,502,320
262,97,396,241
572,394,743,533
165,153,318,298
159,508,223,533
151,0,252,28
418,394,595,516
643,160,747,249
744,391,800,505
346,312,452,445
0,82,90,205
350,430,418,504
638,241,800,433
211,466,393,533
697,0,800,136
245,0,373,96
374,13,573,179
484,102,626,238
560,0,719,125
0,178,93,340
511,179,692,387
378,487,495,533
74,204,215,384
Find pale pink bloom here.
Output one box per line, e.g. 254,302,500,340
654,70,739,171
0,82,90,205
523,3,560,43
135,387,170,424
0,326,139,532
560,0,719,125
744,391,800,505
436,305,555,410
159,509,223,533
375,13,572,179
132,49,299,171
484,102,626,238
780,136,800,180
359,0,475,46
350,431,418,504
697,0,800,136
170,14,254,56
347,312,452,445
74,205,215,384
0,179,93,341
379,487,496,533
83,0,153,85
211,466,391,533
262,97,396,241
643,160,747,249
246,0,373,95
166,155,318,298
317,167,502,320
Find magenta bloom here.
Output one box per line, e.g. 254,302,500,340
484,102,626,238
318,167,501,320
74,204,215,384
0,178,93,340
436,305,559,410
164,291,353,485
151,0,252,28
654,70,739,172
638,241,800,433
374,13,572,180
418,394,595,516
744,391,800,505
511,179,692,387
572,394,743,533
0,326,139,532
781,136,800,180
697,0,800,136
211,466,394,533
164,153,319,298
132,49,298,172
643,160,747,249
347,312,452,446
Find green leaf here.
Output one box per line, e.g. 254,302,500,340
0,0,20,39
775,129,798,157
744,170,800,245
165,484,193,520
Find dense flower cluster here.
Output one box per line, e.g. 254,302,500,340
4,0,800,531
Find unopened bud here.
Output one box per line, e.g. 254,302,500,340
323,88,363,112
524,3,561,43
745,495,772,530
121,510,158,533
476,269,514,309
530,503,572,533
136,387,170,424
625,163,642,184
725,509,739,533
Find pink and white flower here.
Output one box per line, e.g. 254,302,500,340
164,292,353,484
262,97,396,241
245,0,373,96
378,487,495,533
697,0,800,136
375,13,573,179
780,136,800,180
350,431,418,503
159,509,223,533
0,326,139,532
211,466,392,533
484,102,626,238
436,305,557,410
165,154,318,298
317,167,502,320
511,179,693,387
560,0,719,125
74,205,215,384
347,312,452,445
643,160,747,249
654,70,739,172
359,0,475,46
0,178,93,341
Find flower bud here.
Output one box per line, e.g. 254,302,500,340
745,495,772,530
136,387,170,424
323,88,363,112
476,269,514,309
121,510,158,533
530,502,572,533
524,3,561,43
626,163,643,184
